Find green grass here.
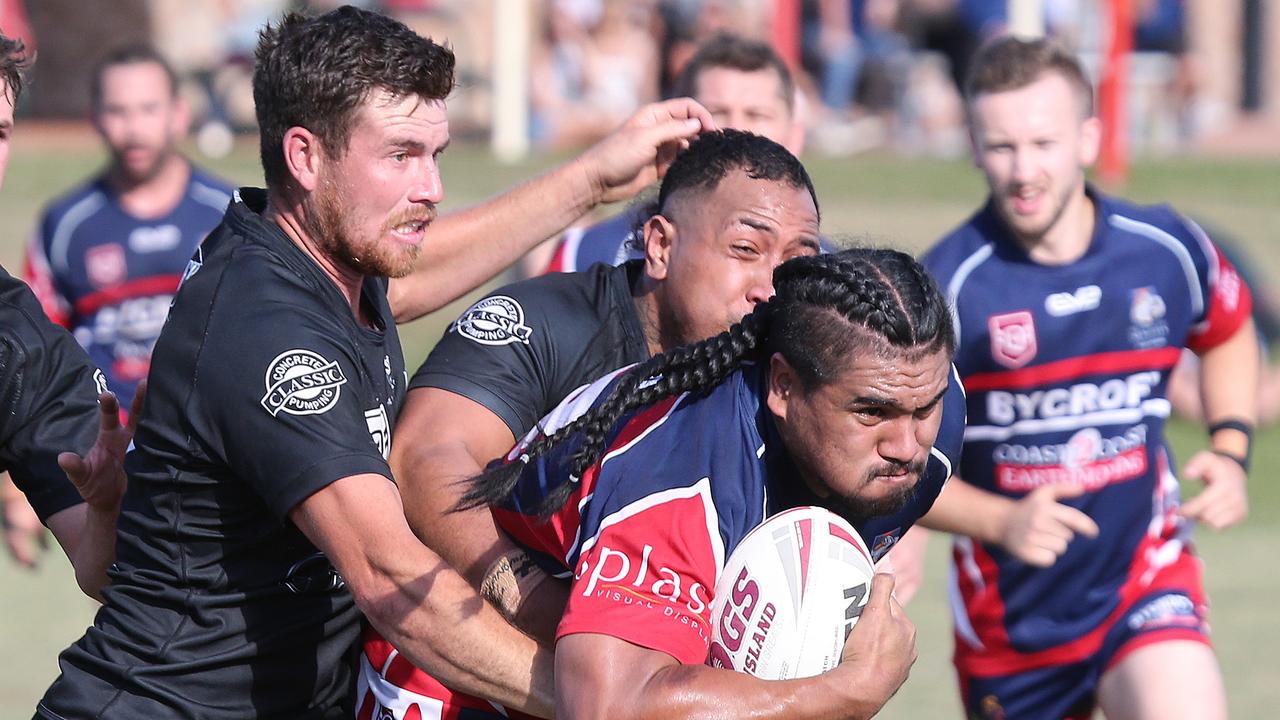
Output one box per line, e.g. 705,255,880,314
2,133,1278,717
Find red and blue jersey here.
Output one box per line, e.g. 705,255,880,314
358,360,965,719
24,167,233,403
922,187,1251,677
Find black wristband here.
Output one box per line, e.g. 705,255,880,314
1208,418,1254,437
1211,449,1251,473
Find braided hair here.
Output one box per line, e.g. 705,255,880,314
460,248,953,516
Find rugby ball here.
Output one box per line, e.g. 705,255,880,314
707,506,875,680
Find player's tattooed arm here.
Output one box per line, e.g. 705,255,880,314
291,473,556,717
390,387,569,643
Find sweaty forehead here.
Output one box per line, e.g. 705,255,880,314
836,347,951,403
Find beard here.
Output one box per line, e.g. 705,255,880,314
997,177,1078,244
307,176,433,279
823,457,925,527
112,142,173,185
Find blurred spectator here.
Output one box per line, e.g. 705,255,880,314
531,32,806,275
23,46,233,408
531,0,659,149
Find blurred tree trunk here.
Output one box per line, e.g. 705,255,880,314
26,0,150,117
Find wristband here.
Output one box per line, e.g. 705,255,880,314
1208,418,1254,438
1211,449,1251,473
1207,418,1253,473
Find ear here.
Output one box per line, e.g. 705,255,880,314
642,213,676,282
765,352,797,422
1079,115,1102,167
282,126,324,193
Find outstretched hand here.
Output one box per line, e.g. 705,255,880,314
576,97,716,205
57,380,145,513
1180,449,1249,530
1000,483,1099,567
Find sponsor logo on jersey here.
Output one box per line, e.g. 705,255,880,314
260,349,348,416
988,311,1037,369
128,224,182,253
1045,285,1101,316
1126,593,1200,632
870,528,901,558
1129,286,1170,348
177,247,204,292
92,368,109,396
986,371,1161,425
451,295,533,346
575,541,711,638
993,425,1148,492
365,405,391,459
85,243,127,288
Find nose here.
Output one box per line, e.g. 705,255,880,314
1010,147,1036,185
878,417,920,466
745,267,774,306
409,159,444,204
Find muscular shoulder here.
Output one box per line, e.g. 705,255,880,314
185,167,237,213
1098,195,1210,260
36,178,110,246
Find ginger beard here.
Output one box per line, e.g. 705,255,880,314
307,172,435,279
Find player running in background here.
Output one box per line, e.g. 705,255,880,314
5,46,232,565
0,31,141,599
360,249,966,720
537,32,808,275
24,45,234,405
385,130,821,652
919,36,1255,720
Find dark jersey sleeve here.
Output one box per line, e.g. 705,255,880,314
409,284,573,437
0,267,100,523
194,280,394,519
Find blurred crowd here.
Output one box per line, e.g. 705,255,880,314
0,0,1225,158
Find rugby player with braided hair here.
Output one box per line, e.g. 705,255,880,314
360,249,967,719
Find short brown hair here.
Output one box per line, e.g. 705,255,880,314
90,45,179,108
0,32,30,104
253,6,456,189
964,36,1093,117
674,33,794,112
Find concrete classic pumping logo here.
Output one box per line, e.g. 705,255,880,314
260,349,348,417
452,295,533,345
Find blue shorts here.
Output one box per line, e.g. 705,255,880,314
958,574,1210,720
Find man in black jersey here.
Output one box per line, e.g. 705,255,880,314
388,130,822,640
32,8,623,719
0,31,136,599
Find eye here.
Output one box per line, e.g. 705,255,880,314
732,242,760,256
391,151,409,163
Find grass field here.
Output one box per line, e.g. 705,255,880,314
1,130,1277,717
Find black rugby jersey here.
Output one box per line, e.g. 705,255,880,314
0,264,100,522
411,260,651,436
39,188,406,720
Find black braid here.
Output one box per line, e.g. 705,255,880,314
459,248,953,516
457,309,771,516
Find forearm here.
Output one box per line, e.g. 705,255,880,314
1198,319,1260,456
45,502,118,602
361,545,555,717
562,655,883,720
917,477,1012,544
390,157,601,321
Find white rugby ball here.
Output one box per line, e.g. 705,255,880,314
707,506,875,680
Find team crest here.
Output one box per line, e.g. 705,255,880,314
988,311,1037,369
452,295,533,346
86,243,127,288
869,528,901,561
1129,287,1169,348
260,349,348,417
